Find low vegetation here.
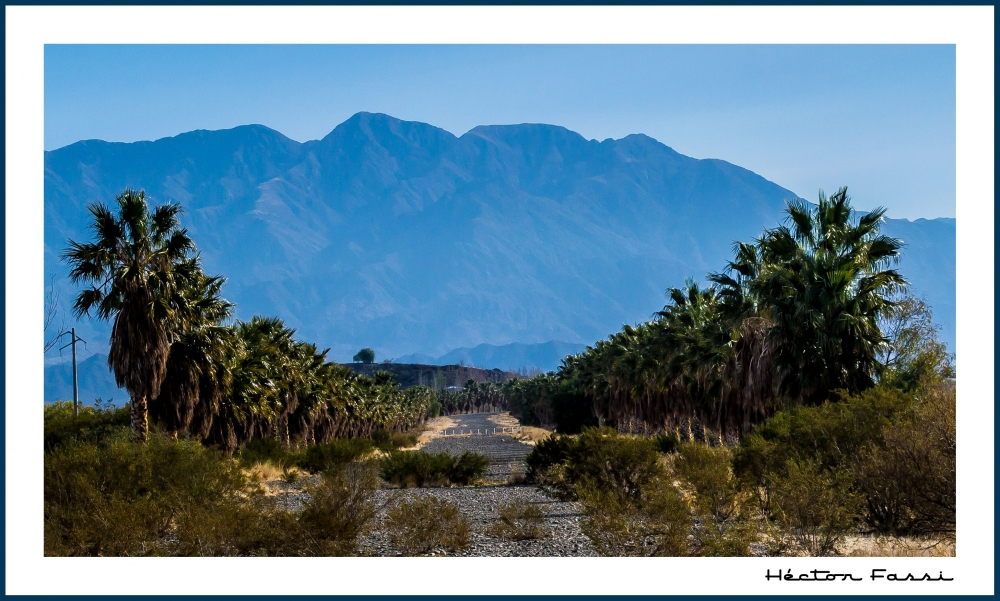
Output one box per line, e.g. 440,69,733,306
489,501,546,540
378,450,490,488
526,377,955,557
44,427,379,556
386,496,471,555
47,186,955,557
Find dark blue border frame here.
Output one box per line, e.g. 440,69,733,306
7,2,993,599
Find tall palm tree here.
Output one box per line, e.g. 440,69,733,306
148,264,234,438
753,187,905,404
63,189,195,441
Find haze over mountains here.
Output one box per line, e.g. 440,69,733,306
44,112,955,402
394,341,589,373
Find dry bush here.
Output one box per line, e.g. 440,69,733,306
295,463,379,555
843,535,956,557
578,477,691,556
489,501,546,540
672,443,759,556
45,434,378,556
245,461,284,484
379,450,489,488
386,496,471,555
853,382,955,537
770,459,860,556
506,464,527,485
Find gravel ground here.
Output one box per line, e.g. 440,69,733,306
268,413,597,556
359,485,597,557
420,413,534,481
367,413,595,556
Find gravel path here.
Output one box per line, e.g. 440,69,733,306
359,485,597,556
271,413,597,556
420,413,533,481
373,412,596,556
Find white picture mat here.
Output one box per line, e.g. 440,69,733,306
5,4,994,596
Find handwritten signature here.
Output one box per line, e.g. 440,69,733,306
766,569,954,582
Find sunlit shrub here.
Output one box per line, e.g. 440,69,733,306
44,433,249,556
673,443,759,556
853,382,955,537
769,459,860,556
578,476,690,556
386,496,471,555
489,501,546,540
44,400,130,452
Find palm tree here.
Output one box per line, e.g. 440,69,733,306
753,187,904,404
148,264,234,439
63,188,196,441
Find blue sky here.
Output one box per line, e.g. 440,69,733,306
45,44,955,219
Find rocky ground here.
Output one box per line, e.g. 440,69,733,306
363,412,596,556
267,412,597,556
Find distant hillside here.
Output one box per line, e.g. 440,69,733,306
44,354,126,405
395,341,588,372
45,112,955,363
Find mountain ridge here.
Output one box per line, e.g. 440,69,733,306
44,112,955,368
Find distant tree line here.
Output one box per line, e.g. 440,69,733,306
63,189,435,451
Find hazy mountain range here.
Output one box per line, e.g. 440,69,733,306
394,341,589,373
44,112,955,403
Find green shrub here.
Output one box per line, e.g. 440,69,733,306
44,400,130,451
386,496,471,555
564,428,662,503
45,434,379,557
853,382,955,537
528,428,664,502
578,476,690,556
238,437,306,468
770,459,860,556
733,385,914,487
732,381,953,542
45,433,250,556
299,438,374,473
489,501,546,540
525,433,576,484
371,430,418,452
379,450,489,487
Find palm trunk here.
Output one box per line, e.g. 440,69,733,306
278,416,290,448
131,395,149,442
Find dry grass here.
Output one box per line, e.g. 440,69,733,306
489,501,546,540
386,496,471,555
244,462,285,486
416,416,458,446
842,535,955,557
516,426,553,444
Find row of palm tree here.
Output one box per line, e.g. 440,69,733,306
64,189,431,451
514,188,906,441
437,380,509,415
